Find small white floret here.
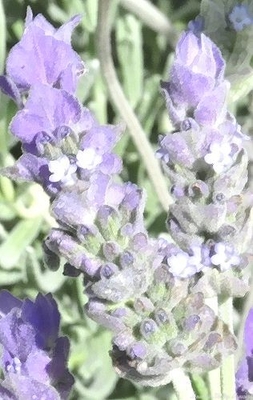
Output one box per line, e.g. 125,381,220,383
48,155,77,186
76,148,102,170
211,242,240,271
204,142,233,173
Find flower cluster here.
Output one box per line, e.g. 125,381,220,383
0,290,74,399
1,6,250,393
158,30,251,298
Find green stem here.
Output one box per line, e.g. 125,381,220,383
219,296,236,400
206,297,222,400
169,369,196,400
119,0,179,46
96,0,172,212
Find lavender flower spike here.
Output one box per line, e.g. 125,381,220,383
158,29,252,297
4,7,85,95
0,290,74,400
161,30,227,127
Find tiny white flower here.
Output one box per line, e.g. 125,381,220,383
48,155,77,186
167,252,197,278
211,242,240,271
188,245,203,272
229,4,253,31
76,148,102,170
204,142,233,173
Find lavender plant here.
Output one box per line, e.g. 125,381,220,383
1,1,253,400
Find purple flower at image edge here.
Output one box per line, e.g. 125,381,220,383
0,290,74,400
236,308,253,398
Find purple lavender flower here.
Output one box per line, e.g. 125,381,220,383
0,290,74,399
3,84,122,196
236,308,253,397
161,30,226,126
5,7,84,94
157,28,252,295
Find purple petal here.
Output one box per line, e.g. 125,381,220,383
0,308,35,361
0,291,22,317
22,293,60,349
1,154,48,183
7,9,84,93
1,375,60,400
244,309,253,355
0,76,22,106
10,85,81,145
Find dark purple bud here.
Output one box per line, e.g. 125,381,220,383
131,233,148,250
171,185,185,198
63,263,81,277
214,193,226,203
140,319,158,339
155,309,169,325
204,332,221,350
97,205,115,220
100,263,118,279
180,118,197,131
120,251,134,268
103,242,120,261
54,125,73,140
183,315,200,331
120,223,133,237
76,225,92,241
127,342,147,360
134,297,154,314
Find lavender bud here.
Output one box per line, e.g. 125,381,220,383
100,263,118,279
140,319,158,339
127,342,147,360
102,242,121,261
